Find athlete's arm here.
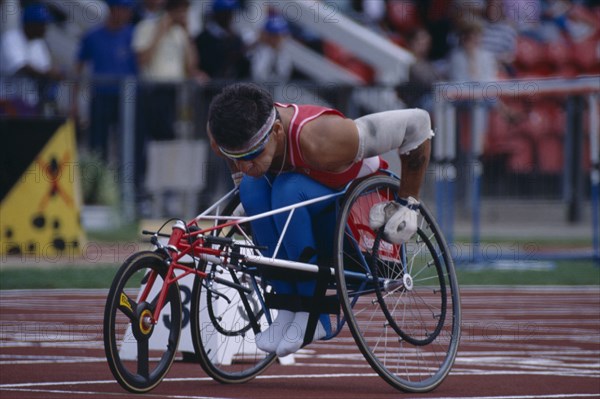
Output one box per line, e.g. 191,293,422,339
300,109,433,199
354,109,433,199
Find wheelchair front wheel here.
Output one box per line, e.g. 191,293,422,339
334,175,461,393
103,251,182,393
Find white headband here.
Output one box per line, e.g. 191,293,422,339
218,107,277,157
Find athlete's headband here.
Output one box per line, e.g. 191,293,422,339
218,108,277,161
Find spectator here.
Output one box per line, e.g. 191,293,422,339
132,0,165,24
250,12,293,82
0,2,63,115
416,0,455,60
133,0,206,143
448,21,498,192
448,20,523,203
194,0,249,79
541,0,600,42
133,0,204,82
75,0,137,160
481,0,518,77
503,0,544,40
0,3,57,79
449,21,498,82
362,0,386,26
396,28,444,112
453,0,487,24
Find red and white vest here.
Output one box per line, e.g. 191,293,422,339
277,102,386,189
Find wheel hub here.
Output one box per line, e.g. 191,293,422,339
403,274,414,291
139,309,154,335
133,304,156,339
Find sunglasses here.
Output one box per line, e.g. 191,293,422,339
219,110,280,161
220,130,272,161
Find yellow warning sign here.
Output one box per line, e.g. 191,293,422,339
1,120,85,257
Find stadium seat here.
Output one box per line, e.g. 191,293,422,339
517,105,552,140
546,40,573,71
544,102,567,136
572,36,600,73
387,0,421,34
484,110,511,155
506,136,535,174
536,135,563,174
515,36,546,71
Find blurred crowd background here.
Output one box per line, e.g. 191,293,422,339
1,0,598,221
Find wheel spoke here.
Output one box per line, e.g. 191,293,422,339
117,292,137,321
137,338,150,379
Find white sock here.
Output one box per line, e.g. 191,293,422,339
255,310,294,353
275,312,327,357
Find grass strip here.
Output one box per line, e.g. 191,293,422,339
0,264,120,290
1,260,598,290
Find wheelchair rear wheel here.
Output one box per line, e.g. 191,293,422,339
334,175,461,393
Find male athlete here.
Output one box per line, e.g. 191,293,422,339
207,83,432,357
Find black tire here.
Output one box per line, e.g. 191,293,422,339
103,251,182,393
190,192,277,383
334,175,461,393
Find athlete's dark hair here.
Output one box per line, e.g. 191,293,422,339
208,83,273,151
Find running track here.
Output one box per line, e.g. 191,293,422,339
0,286,598,399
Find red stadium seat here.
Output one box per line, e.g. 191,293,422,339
517,105,552,140
544,102,566,136
515,36,546,70
536,135,564,174
507,136,535,173
484,110,512,155
556,64,580,77
387,1,421,34
546,40,573,70
514,101,565,139
572,36,600,72
483,110,536,174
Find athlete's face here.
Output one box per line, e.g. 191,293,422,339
234,121,282,177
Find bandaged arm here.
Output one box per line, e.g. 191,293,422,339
353,108,434,162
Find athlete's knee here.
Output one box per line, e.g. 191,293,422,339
240,176,271,214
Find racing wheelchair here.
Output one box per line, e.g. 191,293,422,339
103,171,461,393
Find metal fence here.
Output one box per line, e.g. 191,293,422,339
2,76,599,264
433,76,599,262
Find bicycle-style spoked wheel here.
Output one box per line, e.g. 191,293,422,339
104,251,182,393
191,193,277,383
334,175,461,393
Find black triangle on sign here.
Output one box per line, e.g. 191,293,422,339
0,118,65,202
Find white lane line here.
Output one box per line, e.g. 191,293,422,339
0,387,236,399
429,395,599,399
1,384,598,399
0,373,381,389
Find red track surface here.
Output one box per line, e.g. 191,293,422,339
1,286,599,399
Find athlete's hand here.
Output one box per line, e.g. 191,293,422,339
369,197,419,244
